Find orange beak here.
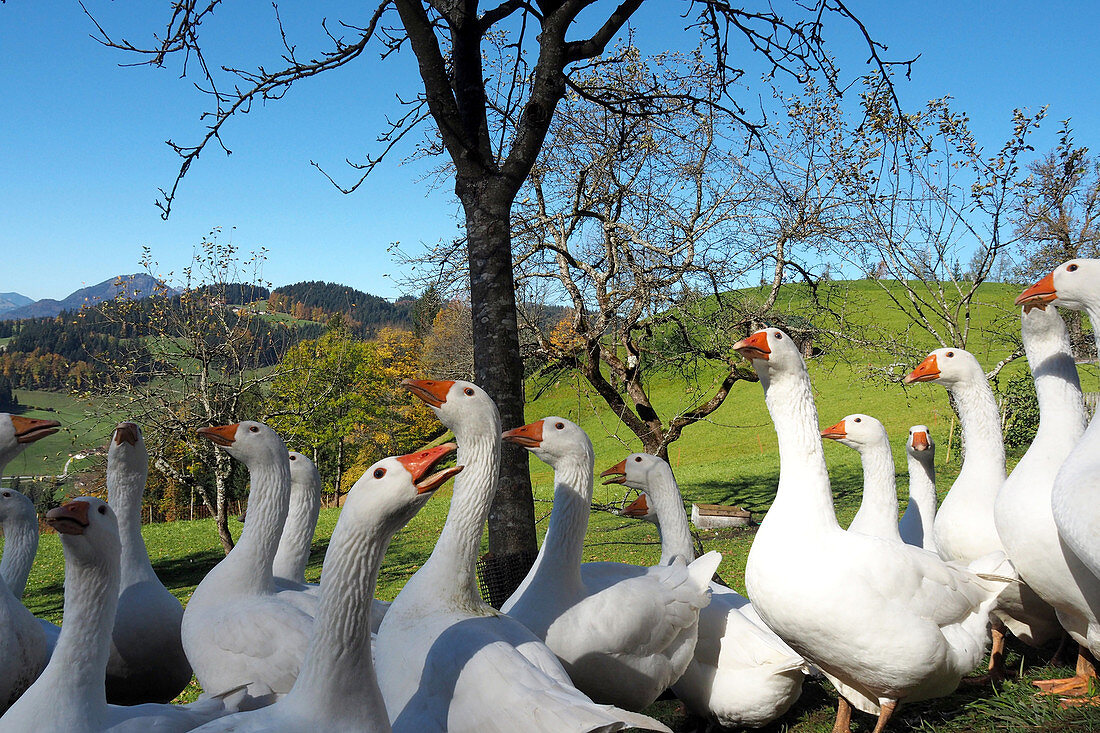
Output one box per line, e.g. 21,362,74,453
114,422,140,446
402,379,455,408
601,459,628,485
911,430,930,451
621,494,650,517
10,416,61,444
1015,272,1057,310
732,331,770,361
197,424,239,446
46,500,91,535
502,420,544,448
820,420,847,441
904,354,940,384
396,443,463,494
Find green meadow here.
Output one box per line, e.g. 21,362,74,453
5,280,1100,730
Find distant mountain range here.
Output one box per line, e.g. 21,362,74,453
0,292,34,316
0,274,167,321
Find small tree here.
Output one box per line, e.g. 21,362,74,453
96,233,287,553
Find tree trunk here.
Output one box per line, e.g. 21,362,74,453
213,450,235,555
459,186,537,563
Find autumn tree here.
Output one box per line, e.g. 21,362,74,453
96,233,289,552
420,300,475,381
88,1,907,585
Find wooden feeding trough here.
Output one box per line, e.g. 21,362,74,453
691,503,752,529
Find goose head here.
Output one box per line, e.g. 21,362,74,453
906,425,934,459
600,452,669,491
732,328,803,383
0,413,61,468
903,347,983,387
820,413,889,453
1016,258,1100,313
45,496,121,568
197,420,289,468
343,443,462,533
288,451,321,493
401,379,500,440
0,486,36,527
502,417,593,470
108,421,148,482
619,492,659,524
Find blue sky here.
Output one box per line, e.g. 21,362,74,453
2,1,1097,301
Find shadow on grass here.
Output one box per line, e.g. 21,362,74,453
681,462,866,521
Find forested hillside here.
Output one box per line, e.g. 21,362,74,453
268,281,414,336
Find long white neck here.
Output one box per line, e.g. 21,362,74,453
0,510,38,599
272,480,319,584
903,449,937,551
522,455,590,597
647,468,695,564
948,378,1006,499
37,541,119,716
1025,317,1087,456
847,439,902,542
283,511,390,726
216,458,290,595
107,459,158,586
407,428,499,610
760,366,839,532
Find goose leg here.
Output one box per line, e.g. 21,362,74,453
831,696,853,733
1034,646,1097,697
964,626,1008,684
870,700,897,733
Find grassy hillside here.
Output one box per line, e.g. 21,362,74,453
5,389,118,476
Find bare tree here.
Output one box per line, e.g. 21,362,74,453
85,1,908,580
96,234,287,553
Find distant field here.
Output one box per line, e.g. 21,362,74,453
6,389,118,476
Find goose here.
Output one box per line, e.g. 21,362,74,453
271,451,321,589
736,328,1011,732
610,453,807,729
898,426,937,552
499,417,719,711
0,498,235,732
821,414,903,543
0,415,56,711
904,347,1062,674
184,421,314,698
375,379,671,733
188,444,464,733
103,422,193,705
1016,260,1100,696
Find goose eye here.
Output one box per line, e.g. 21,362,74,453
775,332,783,339
555,422,564,430
1,491,10,498
249,426,259,433
289,455,296,461
854,417,861,423
1068,263,1079,272
98,505,107,515
464,388,475,396
634,456,643,463
373,468,386,479
945,351,954,358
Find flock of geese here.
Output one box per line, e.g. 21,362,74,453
0,258,1099,732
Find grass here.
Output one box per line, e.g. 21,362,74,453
7,280,1100,729
5,389,119,476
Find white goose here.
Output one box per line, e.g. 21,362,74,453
271,451,321,589
0,415,56,711
189,444,464,733
905,347,1062,672
0,498,235,732
184,421,314,698
104,422,193,705
821,414,903,543
898,426,937,552
611,453,807,729
375,379,671,733
499,417,719,711
737,328,1011,733
1016,260,1100,695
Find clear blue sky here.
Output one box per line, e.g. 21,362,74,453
2,1,1097,301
